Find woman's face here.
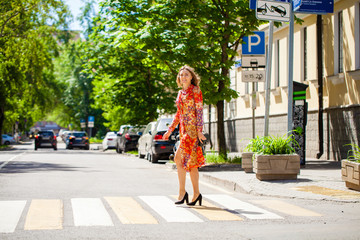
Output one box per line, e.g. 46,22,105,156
179,69,192,87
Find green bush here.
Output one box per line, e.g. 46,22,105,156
245,134,299,155
345,143,360,163
205,152,242,164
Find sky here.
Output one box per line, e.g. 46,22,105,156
64,0,99,31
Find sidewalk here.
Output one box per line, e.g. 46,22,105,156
168,157,360,203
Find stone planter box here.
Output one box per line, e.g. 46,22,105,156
254,154,300,180
341,160,360,191
241,152,254,173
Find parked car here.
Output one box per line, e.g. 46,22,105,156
1,134,15,145
102,132,117,150
116,126,144,153
137,121,156,159
34,130,57,150
145,118,178,163
66,131,89,150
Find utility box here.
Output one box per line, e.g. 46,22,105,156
292,82,308,166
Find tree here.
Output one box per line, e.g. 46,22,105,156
92,0,263,158
0,0,70,142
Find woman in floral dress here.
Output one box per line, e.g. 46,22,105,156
163,65,206,206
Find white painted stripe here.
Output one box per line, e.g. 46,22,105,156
0,201,26,233
204,194,283,220
71,198,113,226
0,153,25,170
139,196,203,222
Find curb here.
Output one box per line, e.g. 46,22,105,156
165,162,243,172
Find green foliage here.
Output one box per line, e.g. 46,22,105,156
245,134,299,155
345,143,360,163
205,152,242,165
0,0,71,141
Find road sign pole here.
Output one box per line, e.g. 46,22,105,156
287,1,294,135
264,20,274,136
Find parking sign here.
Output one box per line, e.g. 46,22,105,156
242,31,265,55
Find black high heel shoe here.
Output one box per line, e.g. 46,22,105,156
187,194,202,206
175,192,189,205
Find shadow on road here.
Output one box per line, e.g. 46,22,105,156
0,161,85,174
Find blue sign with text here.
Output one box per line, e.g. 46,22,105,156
250,0,333,14
88,116,95,122
242,31,265,55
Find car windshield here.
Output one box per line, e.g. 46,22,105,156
73,132,87,137
39,131,53,136
157,119,173,131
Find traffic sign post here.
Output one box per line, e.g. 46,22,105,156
80,119,86,129
88,116,95,138
241,70,266,82
242,31,265,55
241,55,266,69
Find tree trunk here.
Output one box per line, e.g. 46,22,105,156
217,75,227,159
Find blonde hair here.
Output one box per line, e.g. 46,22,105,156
176,65,200,88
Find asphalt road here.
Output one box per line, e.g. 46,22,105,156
0,141,360,240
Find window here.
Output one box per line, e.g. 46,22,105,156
303,27,308,81
339,11,344,73
275,39,280,87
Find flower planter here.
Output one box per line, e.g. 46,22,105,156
254,154,300,180
341,160,360,191
241,152,254,173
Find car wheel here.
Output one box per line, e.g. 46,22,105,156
34,147,37,151
4,141,10,145
138,150,145,159
151,152,159,163
116,144,121,153
85,146,90,150
54,147,57,151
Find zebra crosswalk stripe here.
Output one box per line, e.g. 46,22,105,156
251,200,322,216
0,200,26,233
140,196,203,222
24,199,63,230
105,197,158,224
71,198,114,226
204,194,283,220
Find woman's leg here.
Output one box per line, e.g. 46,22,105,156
189,167,200,201
174,148,186,200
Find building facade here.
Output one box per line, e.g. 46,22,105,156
204,0,360,161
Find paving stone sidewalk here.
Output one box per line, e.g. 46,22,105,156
167,156,360,203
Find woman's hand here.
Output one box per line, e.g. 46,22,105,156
198,132,206,143
163,131,171,141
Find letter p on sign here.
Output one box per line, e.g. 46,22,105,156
242,31,265,55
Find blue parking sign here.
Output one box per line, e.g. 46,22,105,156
242,31,265,55
88,116,95,122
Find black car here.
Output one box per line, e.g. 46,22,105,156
34,130,57,150
147,118,178,163
116,126,144,153
66,131,90,150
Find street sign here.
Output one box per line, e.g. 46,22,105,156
242,31,265,55
88,116,94,128
242,70,266,82
293,0,302,11
256,0,291,22
80,119,86,128
295,0,333,14
242,55,266,68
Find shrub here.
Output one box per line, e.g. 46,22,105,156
245,134,299,155
345,143,360,163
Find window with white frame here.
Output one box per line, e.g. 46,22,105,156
275,39,280,87
334,11,344,74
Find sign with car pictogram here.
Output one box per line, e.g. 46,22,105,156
242,70,266,82
256,0,291,22
242,55,266,69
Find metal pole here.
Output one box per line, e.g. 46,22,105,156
264,21,274,136
252,82,256,138
287,1,294,135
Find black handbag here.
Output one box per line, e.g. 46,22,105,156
198,133,209,147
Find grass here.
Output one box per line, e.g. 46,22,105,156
345,143,360,163
205,152,242,165
90,137,103,143
127,150,138,155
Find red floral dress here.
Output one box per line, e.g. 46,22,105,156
168,84,206,171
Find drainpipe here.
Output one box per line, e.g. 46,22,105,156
316,15,324,159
